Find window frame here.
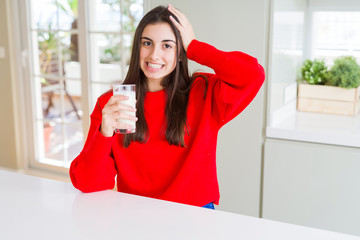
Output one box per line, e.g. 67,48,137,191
10,0,149,175
266,0,360,148
306,0,360,60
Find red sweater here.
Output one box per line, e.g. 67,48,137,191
69,40,265,207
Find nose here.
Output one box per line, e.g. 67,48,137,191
149,45,161,60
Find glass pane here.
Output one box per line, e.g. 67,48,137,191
123,33,133,64
89,0,121,32
99,33,122,64
64,79,82,122
64,61,81,79
31,0,58,30
41,79,82,122
33,77,45,119
64,123,84,163
44,122,64,161
312,11,360,64
69,32,79,62
62,32,81,78
89,33,123,82
38,31,60,76
270,11,304,114
57,1,78,30
41,78,62,120
122,0,143,31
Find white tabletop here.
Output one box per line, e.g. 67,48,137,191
1,169,359,240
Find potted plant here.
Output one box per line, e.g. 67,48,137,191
326,56,360,89
297,56,360,116
300,58,328,85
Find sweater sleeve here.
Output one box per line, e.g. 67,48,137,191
69,96,117,193
187,40,265,127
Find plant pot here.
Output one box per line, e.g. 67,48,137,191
297,82,360,116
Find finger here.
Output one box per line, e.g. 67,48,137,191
113,101,136,111
102,111,137,129
114,111,138,121
104,101,137,119
104,104,136,116
104,95,134,109
113,113,137,130
168,4,183,18
168,5,186,25
168,4,195,38
169,15,182,30
107,95,129,105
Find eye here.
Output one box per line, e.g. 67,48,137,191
142,41,152,46
163,43,173,49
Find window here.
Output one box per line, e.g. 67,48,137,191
266,0,360,148
311,11,360,65
19,0,144,172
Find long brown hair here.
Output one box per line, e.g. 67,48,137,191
122,6,206,148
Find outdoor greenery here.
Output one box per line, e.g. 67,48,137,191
38,0,78,75
38,0,142,65
301,56,360,88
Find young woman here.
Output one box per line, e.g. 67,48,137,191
70,5,265,209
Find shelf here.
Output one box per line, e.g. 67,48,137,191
266,101,360,148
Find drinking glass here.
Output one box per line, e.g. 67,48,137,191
113,84,136,134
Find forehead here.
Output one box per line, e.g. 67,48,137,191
141,22,176,41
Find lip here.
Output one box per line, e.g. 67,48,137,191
145,62,164,71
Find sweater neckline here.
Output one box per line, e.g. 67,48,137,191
147,89,165,94
146,89,166,98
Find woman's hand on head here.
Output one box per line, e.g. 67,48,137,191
168,4,195,52
100,95,137,137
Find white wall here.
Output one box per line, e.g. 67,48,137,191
263,138,360,236
149,0,269,216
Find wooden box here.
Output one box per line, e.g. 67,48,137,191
297,83,360,116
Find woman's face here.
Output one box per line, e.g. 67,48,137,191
139,22,177,89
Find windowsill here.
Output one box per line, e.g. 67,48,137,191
267,101,360,148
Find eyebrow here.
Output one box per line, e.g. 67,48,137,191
140,36,176,44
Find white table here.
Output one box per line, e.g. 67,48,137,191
1,169,359,240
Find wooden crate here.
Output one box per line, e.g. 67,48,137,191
297,83,360,116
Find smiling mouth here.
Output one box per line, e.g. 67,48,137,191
147,62,164,69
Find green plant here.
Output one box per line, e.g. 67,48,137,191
301,59,328,85
325,56,360,89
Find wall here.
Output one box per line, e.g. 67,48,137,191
149,0,268,216
0,0,18,169
263,138,360,236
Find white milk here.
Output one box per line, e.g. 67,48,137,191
113,84,136,134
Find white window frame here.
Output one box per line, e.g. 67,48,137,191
8,0,149,175
266,0,360,148
306,0,360,60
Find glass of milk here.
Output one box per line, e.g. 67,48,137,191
113,84,136,134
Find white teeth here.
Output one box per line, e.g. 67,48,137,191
148,63,163,69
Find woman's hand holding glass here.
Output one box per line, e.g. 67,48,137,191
100,95,137,137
